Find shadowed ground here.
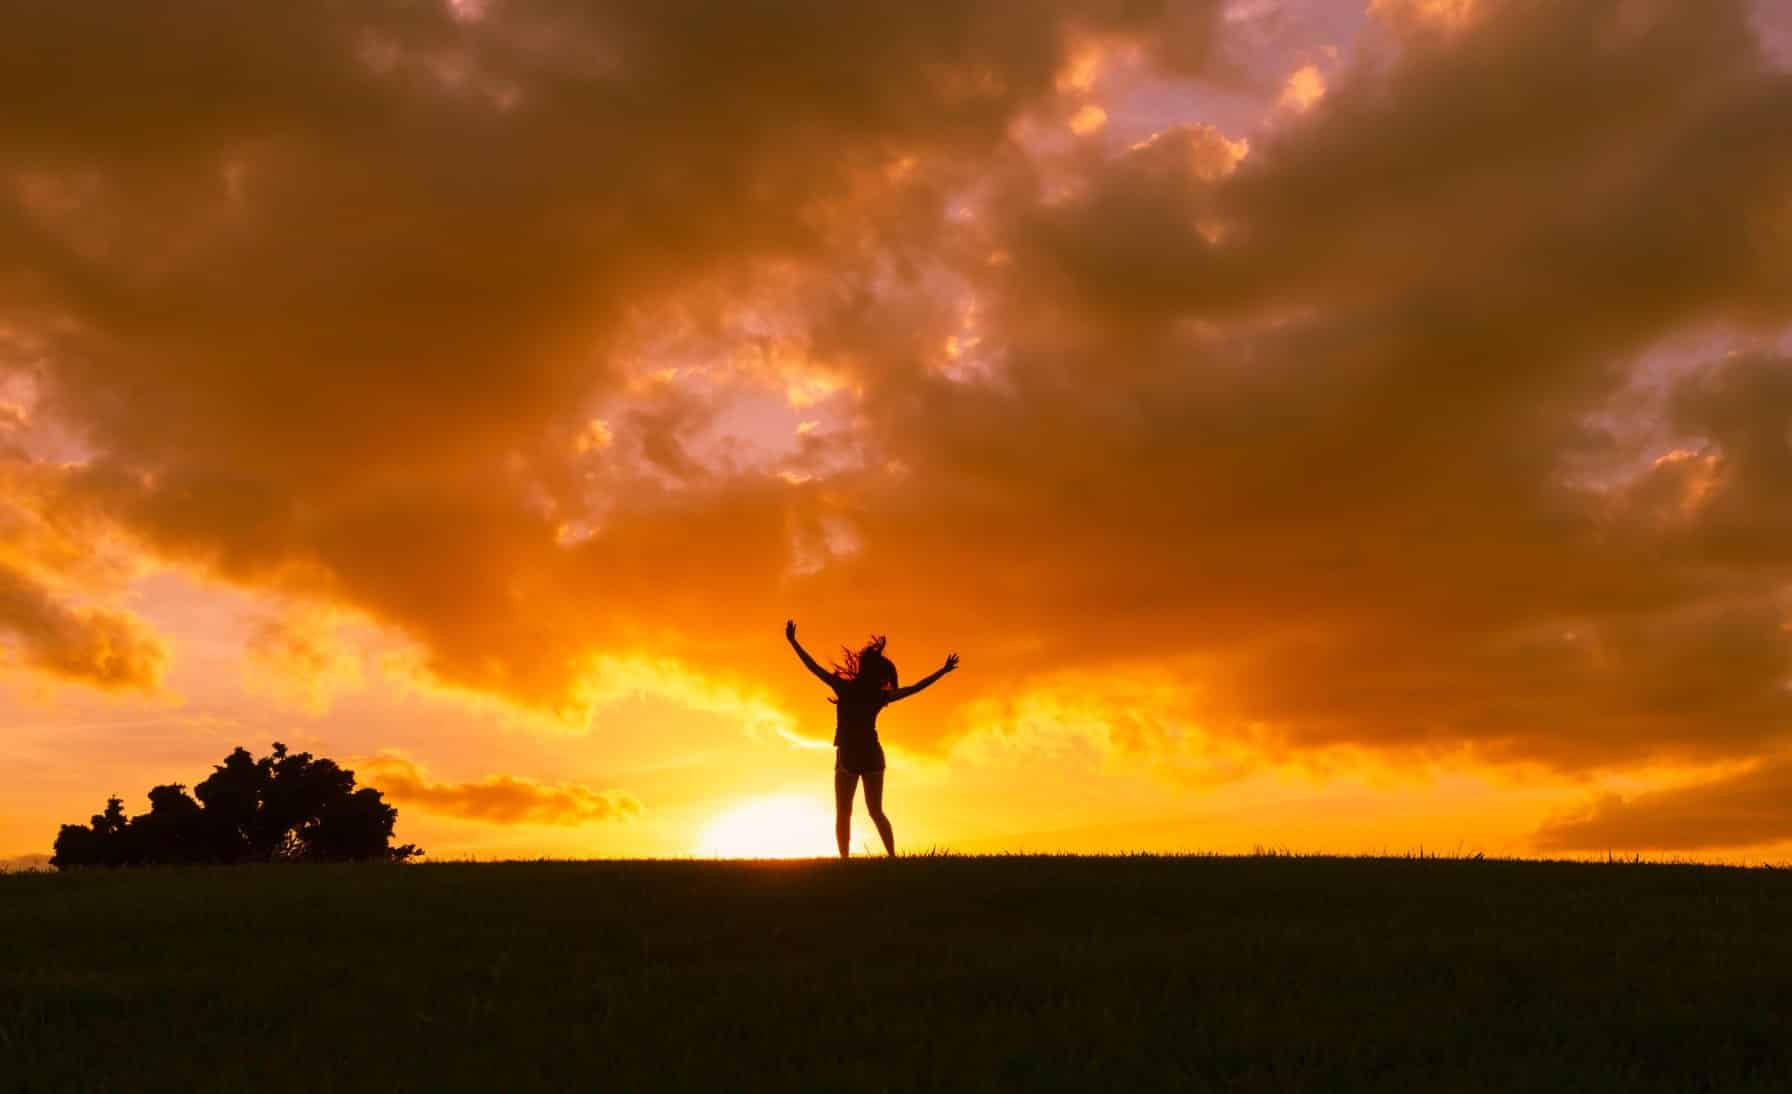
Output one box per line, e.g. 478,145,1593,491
3,855,1790,1091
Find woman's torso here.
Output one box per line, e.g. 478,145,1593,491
832,688,887,748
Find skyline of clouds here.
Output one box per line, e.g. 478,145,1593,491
352,752,641,826
2,0,1791,854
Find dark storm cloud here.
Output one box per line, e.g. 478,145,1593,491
4,0,1792,785
1534,756,1792,852
792,0,1792,765
0,0,1194,706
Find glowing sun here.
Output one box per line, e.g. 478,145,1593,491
696,794,835,858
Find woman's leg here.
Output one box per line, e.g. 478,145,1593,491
862,769,895,857
833,768,859,858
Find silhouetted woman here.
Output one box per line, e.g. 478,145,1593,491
785,620,959,858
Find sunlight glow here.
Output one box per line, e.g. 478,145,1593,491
696,794,836,859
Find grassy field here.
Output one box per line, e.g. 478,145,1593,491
4,855,1791,1092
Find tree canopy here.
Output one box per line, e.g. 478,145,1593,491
52,743,422,867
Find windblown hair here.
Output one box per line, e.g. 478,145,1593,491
832,635,898,702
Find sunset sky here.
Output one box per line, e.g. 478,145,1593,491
5,0,1792,864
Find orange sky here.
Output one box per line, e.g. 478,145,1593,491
4,0,1792,865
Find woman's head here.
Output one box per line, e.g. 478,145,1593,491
835,635,898,697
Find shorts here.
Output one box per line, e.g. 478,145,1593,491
835,741,886,776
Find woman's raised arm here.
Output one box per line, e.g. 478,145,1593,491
786,620,839,687
889,652,959,702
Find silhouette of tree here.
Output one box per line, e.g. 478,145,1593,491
51,742,421,867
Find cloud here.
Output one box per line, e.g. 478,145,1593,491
1068,104,1109,135
837,0,1792,767
0,562,165,692
1276,63,1325,111
354,753,640,826
1,0,1791,793
1369,0,1480,34
1534,757,1792,851
1,0,1185,710
243,611,364,714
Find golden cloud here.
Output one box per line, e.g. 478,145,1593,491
354,753,641,826
1068,104,1109,136
0,562,165,692
1276,64,1325,112
243,611,364,714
